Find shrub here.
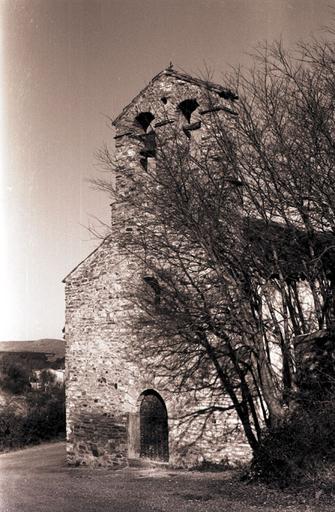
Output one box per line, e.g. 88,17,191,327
38,369,56,390
24,385,66,443
0,384,65,451
0,362,31,395
247,332,335,487
0,407,26,450
250,402,335,487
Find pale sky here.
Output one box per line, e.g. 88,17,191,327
1,0,334,341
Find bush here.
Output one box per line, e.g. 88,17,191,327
0,384,65,451
0,407,26,450
247,332,335,487
0,362,31,395
38,369,56,390
24,385,66,443
250,402,335,487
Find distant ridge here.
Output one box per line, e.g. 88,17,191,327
0,339,64,358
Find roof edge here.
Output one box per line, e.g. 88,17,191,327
62,236,111,284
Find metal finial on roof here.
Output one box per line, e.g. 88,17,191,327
167,61,173,70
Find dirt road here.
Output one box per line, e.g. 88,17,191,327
0,442,333,512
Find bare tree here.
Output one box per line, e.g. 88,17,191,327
94,35,335,454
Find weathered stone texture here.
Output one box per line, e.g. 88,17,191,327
64,68,251,468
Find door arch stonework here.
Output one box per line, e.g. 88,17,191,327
139,390,169,461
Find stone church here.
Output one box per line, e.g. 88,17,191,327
63,67,251,468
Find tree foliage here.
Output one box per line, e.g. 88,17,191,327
0,362,65,451
0,362,31,395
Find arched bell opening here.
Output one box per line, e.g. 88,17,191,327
178,98,199,123
139,389,169,461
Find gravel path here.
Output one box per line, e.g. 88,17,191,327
0,442,334,512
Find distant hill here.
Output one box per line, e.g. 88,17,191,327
0,339,64,357
0,339,65,370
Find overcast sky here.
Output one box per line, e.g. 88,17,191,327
1,0,333,341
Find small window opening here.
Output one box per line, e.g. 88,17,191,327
135,112,155,132
139,131,156,170
139,131,156,158
178,99,199,123
140,157,148,170
218,89,238,101
144,276,161,305
161,96,168,104
135,113,156,170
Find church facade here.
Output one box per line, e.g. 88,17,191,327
63,68,251,468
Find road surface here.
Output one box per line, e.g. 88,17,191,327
0,442,333,512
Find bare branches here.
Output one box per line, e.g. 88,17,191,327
94,34,335,453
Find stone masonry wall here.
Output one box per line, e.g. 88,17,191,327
65,241,251,467
65,69,251,468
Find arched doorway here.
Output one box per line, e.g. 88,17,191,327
139,390,169,461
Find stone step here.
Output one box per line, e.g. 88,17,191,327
128,457,169,469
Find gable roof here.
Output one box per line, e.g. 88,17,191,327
112,67,237,126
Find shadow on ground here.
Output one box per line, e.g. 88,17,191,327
0,442,334,512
